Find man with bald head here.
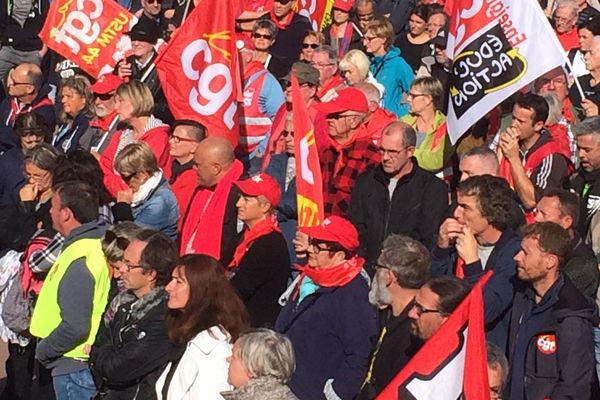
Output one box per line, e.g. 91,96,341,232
349,120,448,273
179,136,243,264
0,63,55,151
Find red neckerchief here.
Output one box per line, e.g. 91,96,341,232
292,256,364,299
317,75,344,99
243,61,265,81
90,110,117,132
270,10,294,30
180,160,244,258
562,97,576,124
229,215,281,269
330,123,369,175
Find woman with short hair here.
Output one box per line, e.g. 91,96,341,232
229,173,290,328
156,254,250,400
300,31,325,62
223,329,298,400
99,80,171,198
339,49,385,98
112,142,179,240
400,76,454,175
52,75,95,154
364,18,413,117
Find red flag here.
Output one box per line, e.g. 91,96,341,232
155,0,239,146
297,0,334,31
376,272,493,400
38,0,133,78
291,74,324,228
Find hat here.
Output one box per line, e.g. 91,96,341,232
236,34,255,51
333,0,352,12
302,216,359,252
124,16,160,43
91,74,123,95
235,173,281,207
433,26,449,48
314,87,368,114
283,62,320,87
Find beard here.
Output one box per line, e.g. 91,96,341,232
369,269,393,307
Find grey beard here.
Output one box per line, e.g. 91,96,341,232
369,271,393,307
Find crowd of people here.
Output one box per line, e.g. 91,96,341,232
2,0,600,399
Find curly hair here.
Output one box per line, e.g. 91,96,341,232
457,175,517,231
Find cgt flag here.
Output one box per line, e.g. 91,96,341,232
298,0,334,31
38,0,133,78
155,0,239,146
443,0,565,144
376,271,493,400
291,74,324,227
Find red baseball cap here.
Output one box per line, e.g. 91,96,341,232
91,74,123,95
302,216,359,252
236,34,255,51
333,0,352,12
314,87,369,115
235,173,281,207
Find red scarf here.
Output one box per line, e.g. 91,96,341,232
270,10,294,30
180,160,244,258
329,22,353,58
90,110,118,132
243,61,265,81
293,256,364,299
229,215,281,269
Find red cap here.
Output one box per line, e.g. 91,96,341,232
333,0,352,12
91,74,123,95
301,216,359,252
236,34,255,51
314,87,368,115
235,173,281,207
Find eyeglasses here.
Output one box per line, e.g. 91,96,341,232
553,16,574,23
411,298,442,317
95,92,114,101
104,230,130,251
308,238,332,253
303,43,319,49
121,261,144,272
253,33,273,40
377,147,409,157
538,77,566,87
407,92,428,99
362,36,380,42
311,62,335,69
327,113,356,120
357,13,374,21
24,170,50,180
146,0,163,4
170,135,198,144
285,81,312,88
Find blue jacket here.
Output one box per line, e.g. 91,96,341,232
52,112,91,154
131,176,179,241
369,47,413,117
265,154,297,263
430,229,520,349
275,273,377,400
0,146,24,206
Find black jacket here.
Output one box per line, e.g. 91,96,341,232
0,0,48,50
507,275,598,400
323,22,365,55
267,13,312,79
571,168,600,245
230,230,290,328
348,160,448,271
564,234,600,300
90,288,178,400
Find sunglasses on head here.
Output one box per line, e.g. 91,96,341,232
104,230,131,252
253,33,273,40
302,43,319,49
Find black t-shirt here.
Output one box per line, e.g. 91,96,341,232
568,74,600,109
395,33,430,73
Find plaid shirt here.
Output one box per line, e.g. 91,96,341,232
28,231,65,273
321,125,381,217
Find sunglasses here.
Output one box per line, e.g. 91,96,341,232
146,0,163,4
253,33,273,40
275,0,293,4
95,92,114,101
302,43,319,49
104,230,131,252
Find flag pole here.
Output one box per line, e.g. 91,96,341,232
182,0,193,26
563,55,586,101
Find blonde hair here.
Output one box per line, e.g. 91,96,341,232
339,50,370,80
237,329,295,383
115,80,154,117
60,75,95,122
366,18,395,50
114,142,159,176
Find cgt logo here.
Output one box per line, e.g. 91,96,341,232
536,334,557,355
181,33,236,130
53,0,104,55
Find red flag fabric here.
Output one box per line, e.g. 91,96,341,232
298,0,334,31
376,271,493,400
155,0,239,146
38,0,133,78
291,74,324,228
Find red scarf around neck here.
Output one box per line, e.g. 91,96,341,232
229,215,281,269
292,256,364,299
270,10,294,30
180,160,244,258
